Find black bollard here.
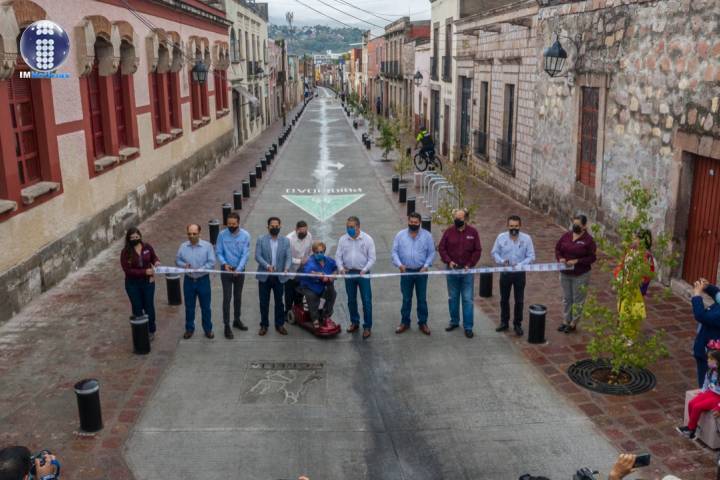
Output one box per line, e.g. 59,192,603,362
130,314,151,354
166,275,182,305
365,139,371,150
362,133,367,142
399,186,407,203
255,164,263,179
279,136,284,146
234,190,243,210
222,203,232,225
272,143,277,154
209,219,220,245
242,180,251,197
391,175,399,193
421,215,431,232
406,197,416,216
74,379,103,432
249,172,257,187
261,159,267,171
479,272,493,297
528,304,547,344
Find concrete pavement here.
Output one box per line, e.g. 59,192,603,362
125,89,618,480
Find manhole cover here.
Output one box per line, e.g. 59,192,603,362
567,359,656,396
240,361,326,405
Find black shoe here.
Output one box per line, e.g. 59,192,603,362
564,325,577,334
495,324,509,332
676,426,696,439
445,324,459,332
205,331,215,339
224,326,234,339
514,325,524,337
557,324,568,332
464,329,474,338
233,320,248,331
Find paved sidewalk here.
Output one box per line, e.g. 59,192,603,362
0,106,301,479
354,117,713,479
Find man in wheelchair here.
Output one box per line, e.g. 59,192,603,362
297,241,338,329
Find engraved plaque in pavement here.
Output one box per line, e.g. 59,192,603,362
240,361,326,406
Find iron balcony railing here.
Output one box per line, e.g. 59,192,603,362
430,57,438,81
442,56,451,82
496,138,515,174
474,131,488,158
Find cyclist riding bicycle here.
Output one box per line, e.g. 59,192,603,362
416,126,436,161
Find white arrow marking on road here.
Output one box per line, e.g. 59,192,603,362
327,162,344,170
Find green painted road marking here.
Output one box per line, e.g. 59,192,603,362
282,194,365,222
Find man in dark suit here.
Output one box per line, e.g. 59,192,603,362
255,217,292,336
692,279,720,387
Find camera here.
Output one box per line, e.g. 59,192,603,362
573,468,599,480
29,450,61,479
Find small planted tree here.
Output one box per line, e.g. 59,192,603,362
432,154,477,226
393,147,413,183
583,178,676,382
377,117,397,162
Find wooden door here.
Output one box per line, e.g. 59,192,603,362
683,155,720,284
577,86,599,188
88,62,106,158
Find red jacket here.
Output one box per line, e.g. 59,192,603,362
438,225,482,268
555,231,597,276
121,242,159,280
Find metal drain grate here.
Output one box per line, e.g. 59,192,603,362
567,359,656,396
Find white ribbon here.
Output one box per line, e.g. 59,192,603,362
155,262,572,279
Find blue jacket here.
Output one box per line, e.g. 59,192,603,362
692,284,720,358
299,256,337,295
254,234,292,283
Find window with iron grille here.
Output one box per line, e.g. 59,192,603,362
169,71,181,129
87,61,106,159
497,84,515,174
577,86,599,188
474,81,489,158
112,70,127,147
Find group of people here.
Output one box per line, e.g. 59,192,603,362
120,208,608,343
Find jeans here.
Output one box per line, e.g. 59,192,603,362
183,275,212,333
124,278,157,333
298,284,337,322
221,273,245,326
345,270,373,329
446,273,474,330
400,270,428,325
696,355,708,389
560,272,591,326
259,277,285,328
499,272,526,327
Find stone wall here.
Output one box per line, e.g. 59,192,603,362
531,0,720,232
0,132,234,325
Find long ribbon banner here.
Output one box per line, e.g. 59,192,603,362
154,262,572,279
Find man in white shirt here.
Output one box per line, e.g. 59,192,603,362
336,216,376,339
285,220,313,314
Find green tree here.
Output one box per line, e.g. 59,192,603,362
377,117,397,162
432,148,477,226
393,147,413,183
583,179,676,380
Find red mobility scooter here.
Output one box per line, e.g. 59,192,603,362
286,297,342,338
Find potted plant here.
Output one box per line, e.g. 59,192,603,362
571,179,676,394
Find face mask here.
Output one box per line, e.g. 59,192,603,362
269,227,280,236
408,224,420,232
509,228,519,236
347,227,356,237
129,239,141,246
454,219,465,229
710,361,718,370
314,252,325,261
572,224,583,234
228,226,238,233
297,232,307,240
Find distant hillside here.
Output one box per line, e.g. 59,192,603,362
269,24,363,56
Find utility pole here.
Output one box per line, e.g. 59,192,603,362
278,39,287,127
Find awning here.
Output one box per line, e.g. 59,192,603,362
232,85,259,105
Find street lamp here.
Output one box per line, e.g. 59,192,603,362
413,70,423,87
192,60,208,84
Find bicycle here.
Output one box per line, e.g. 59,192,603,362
413,149,443,172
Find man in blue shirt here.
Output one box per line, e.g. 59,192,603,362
392,212,436,335
215,212,251,339
491,215,536,337
297,241,338,329
176,223,217,339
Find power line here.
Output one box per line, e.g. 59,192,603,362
309,0,386,29
293,0,356,29
327,0,395,23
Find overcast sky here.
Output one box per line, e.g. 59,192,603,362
266,0,431,35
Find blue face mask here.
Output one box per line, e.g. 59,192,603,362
347,227,356,237
314,252,325,261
